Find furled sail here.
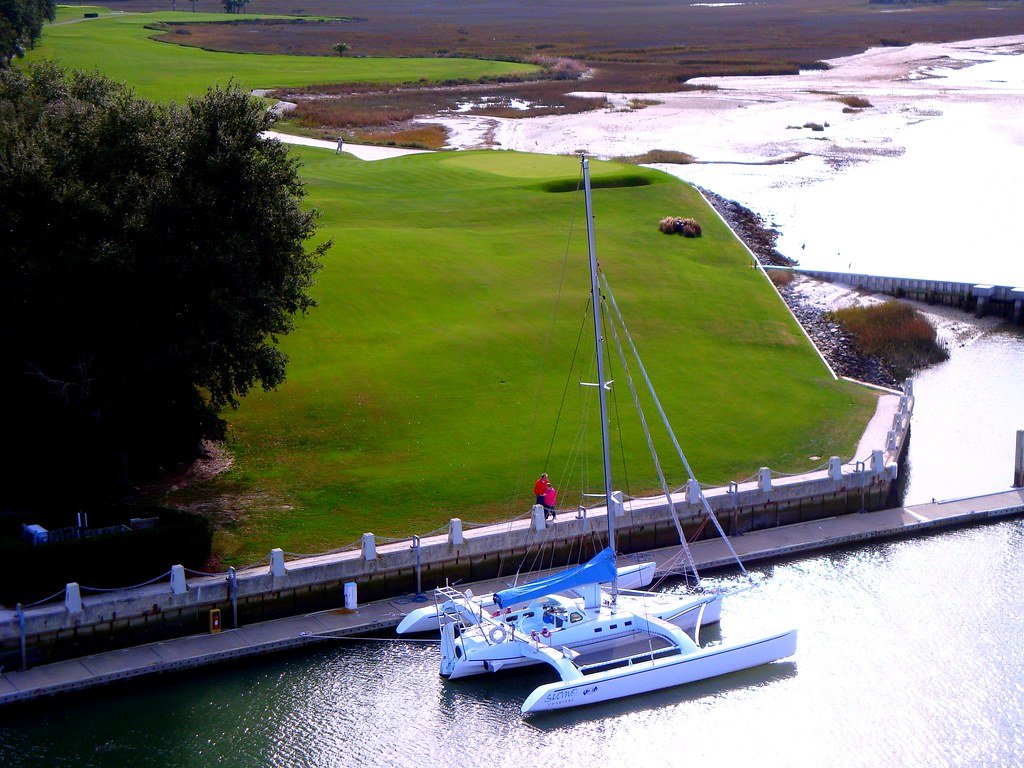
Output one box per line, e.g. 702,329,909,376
494,548,617,608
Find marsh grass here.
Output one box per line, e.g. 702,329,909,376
285,83,607,133
832,95,873,109
628,97,662,110
615,149,697,165
826,301,948,380
354,124,447,149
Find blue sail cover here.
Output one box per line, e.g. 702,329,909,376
493,547,618,608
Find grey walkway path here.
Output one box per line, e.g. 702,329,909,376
261,130,432,161
2,487,1020,707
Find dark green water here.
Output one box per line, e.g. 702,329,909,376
2,519,1022,767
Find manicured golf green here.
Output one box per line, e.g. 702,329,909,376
27,7,538,102
198,149,877,563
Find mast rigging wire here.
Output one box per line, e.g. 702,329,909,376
600,273,751,581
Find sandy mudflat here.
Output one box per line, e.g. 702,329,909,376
440,35,1024,164
436,36,1024,284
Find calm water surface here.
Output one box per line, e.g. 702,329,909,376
2,519,1022,767
901,325,1024,505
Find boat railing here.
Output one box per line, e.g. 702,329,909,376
577,645,682,675
434,585,479,633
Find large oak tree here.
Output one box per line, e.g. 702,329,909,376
0,63,327,503
0,0,54,68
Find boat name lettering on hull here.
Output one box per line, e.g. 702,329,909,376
544,688,578,705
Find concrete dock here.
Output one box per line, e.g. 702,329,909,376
1,486,1021,708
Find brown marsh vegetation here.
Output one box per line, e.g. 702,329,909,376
105,0,1024,144
826,301,949,379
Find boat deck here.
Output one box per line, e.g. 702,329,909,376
1,487,1021,707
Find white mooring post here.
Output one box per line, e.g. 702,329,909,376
449,518,464,547
758,467,772,493
610,490,624,517
685,479,701,505
170,564,187,595
531,504,546,531
828,456,842,483
270,548,286,578
871,449,885,474
1014,430,1024,488
64,582,83,615
344,582,358,610
361,534,377,562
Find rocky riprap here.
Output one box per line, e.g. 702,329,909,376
782,291,898,388
699,187,898,389
698,187,795,268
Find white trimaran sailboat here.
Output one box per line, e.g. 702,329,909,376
428,155,796,715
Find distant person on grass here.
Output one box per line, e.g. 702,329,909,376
336,136,344,153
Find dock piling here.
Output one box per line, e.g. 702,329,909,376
228,566,238,629
64,583,83,615
1014,431,1024,488
170,564,187,595
16,604,25,671
412,535,422,596
361,534,377,562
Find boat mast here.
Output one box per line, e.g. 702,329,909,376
581,155,617,588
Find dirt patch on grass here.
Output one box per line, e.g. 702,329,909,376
135,440,234,496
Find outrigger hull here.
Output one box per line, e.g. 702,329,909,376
521,628,798,714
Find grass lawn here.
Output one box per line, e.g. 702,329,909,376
26,7,539,102
23,8,877,562
184,149,878,563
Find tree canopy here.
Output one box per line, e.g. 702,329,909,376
0,63,327,504
0,0,55,68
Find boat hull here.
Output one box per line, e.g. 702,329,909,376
441,594,722,680
521,628,798,714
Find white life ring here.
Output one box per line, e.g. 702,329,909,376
488,625,508,644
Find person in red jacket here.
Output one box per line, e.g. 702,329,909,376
534,473,548,507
